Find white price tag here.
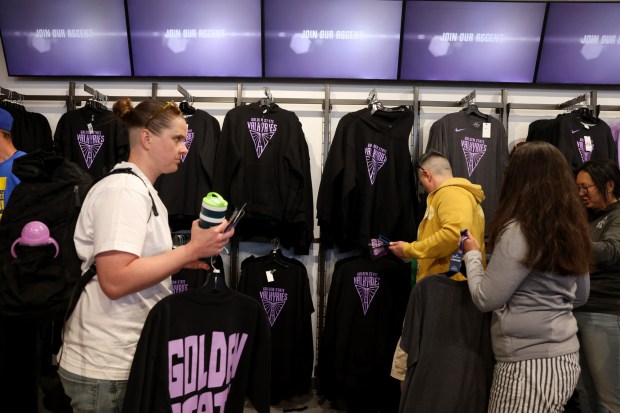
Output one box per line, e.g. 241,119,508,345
87,123,94,134
266,270,274,283
482,122,491,139
584,136,593,152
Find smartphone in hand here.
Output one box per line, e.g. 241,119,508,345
224,203,246,232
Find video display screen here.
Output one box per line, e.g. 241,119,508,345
128,0,262,77
0,0,132,76
400,1,546,83
536,2,620,85
264,0,402,80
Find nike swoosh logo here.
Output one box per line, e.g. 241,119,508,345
455,128,465,132
571,129,580,134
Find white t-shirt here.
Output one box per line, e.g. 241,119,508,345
60,162,172,380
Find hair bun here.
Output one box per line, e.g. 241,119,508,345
113,97,134,119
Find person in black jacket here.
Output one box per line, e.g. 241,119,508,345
575,160,620,413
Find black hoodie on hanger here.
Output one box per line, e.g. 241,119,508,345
317,106,418,251
212,101,313,255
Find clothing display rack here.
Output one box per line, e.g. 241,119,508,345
6,82,620,383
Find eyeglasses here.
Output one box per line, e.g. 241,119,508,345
145,101,178,129
416,164,430,176
577,184,596,194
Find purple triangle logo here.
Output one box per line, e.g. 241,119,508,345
578,137,593,163
181,130,194,162
247,118,278,158
354,272,380,315
259,287,288,326
461,137,487,176
77,130,104,169
365,144,387,185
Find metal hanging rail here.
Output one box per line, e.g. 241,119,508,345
557,93,588,110
507,91,596,113
0,86,67,102
71,82,238,110
457,90,477,107
328,98,413,107
237,95,325,105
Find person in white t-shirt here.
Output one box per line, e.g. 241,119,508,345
58,98,234,413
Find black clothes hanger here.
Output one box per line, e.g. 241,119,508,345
83,85,108,112
259,87,274,112
464,103,488,120
176,85,196,116
179,100,196,116
261,238,289,268
572,106,598,124
202,258,228,293
367,88,405,115
264,248,289,269
85,98,106,112
2,92,25,111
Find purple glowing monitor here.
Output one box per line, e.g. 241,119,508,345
400,1,546,83
0,0,131,76
128,0,262,77
264,0,402,80
536,2,620,85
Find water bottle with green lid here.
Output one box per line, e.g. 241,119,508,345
199,192,228,229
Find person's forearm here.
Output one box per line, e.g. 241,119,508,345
403,229,459,259
96,244,205,299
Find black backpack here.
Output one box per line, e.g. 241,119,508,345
0,151,93,321
0,151,160,321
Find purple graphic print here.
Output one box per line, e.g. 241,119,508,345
182,129,195,162
171,279,189,294
354,272,380,315
365,144,387,185
461,137,487,176
247,118,277,158
77,130,104,169
578,137,594,163
369,238,389,258
259,286,288,326
0,178,6,217
168,331,248,412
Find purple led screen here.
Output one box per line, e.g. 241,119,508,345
264,0,402,80
0,0,131,76
128,0,261,77
537,3,620,85
400,1,545,83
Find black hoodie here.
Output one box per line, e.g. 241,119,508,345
213,102,313,255
317,107,418,250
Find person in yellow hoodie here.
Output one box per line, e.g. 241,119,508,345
388,149,486,384
389,149,486,280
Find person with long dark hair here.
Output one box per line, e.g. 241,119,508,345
574,159,620,413
463,141,591,412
